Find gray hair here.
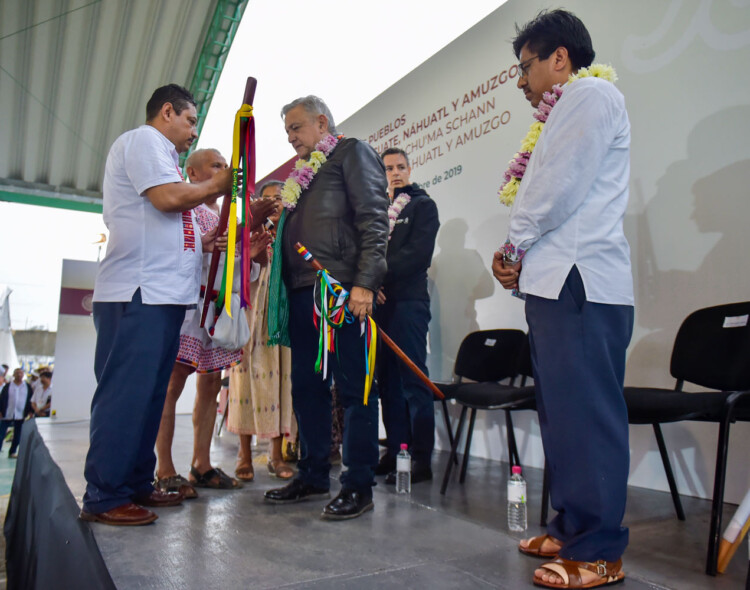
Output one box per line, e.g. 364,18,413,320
281,95,337,134
257,179,284,199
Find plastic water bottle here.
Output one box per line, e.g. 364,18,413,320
507,465,527,532
396,443,411,494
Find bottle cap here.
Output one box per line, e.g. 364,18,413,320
400,443,408,450
511,465,522,474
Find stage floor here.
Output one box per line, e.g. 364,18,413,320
36,417,746,589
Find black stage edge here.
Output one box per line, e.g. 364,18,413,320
3,419,115,590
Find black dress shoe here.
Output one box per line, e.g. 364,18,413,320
321,489,374,520
374,456,395,476
264,478,330,504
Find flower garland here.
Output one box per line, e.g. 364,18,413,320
387,193,411,239
281,134,341,210
497,64,618,206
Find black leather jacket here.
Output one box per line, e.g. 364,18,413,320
281,138,389,292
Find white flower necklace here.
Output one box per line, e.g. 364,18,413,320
387,193,411,239
281,134,341,210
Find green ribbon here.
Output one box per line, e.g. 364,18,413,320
267,209,290,346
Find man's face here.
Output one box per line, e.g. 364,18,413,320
187,151,228,183
40,375,51,388
516,44,555,108
261,184,283,224
167,103,199,154
12,369,23,383
284,105,328,159
383,153,411,194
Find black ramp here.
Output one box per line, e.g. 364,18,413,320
3,419,115,590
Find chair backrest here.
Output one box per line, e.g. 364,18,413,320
670,302,750,391
453,329,526,383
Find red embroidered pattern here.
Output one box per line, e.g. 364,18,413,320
182,211,196,251
176,334,242,373
194,205,219,234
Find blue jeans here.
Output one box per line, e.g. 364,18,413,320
288,286,379,494
83,289,185,514
526,266,634,562
376,298,434,466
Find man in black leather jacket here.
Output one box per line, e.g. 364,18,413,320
264,96,389,520
374,148,440,484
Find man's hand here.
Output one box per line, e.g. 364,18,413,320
492,250,521,290
249,198,278,230
213,167,235,196
348,286,374,322
376,287,386,305
200,225,218,253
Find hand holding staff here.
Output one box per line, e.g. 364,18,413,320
295,242,445,400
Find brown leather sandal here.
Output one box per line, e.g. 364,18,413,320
267,458,294,480
519,534,563,558
533,557,624,588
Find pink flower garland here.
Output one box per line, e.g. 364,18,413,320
281,134,341,210
387,193,411,239
498,85,563,201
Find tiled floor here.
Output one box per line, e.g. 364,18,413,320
32,417,749,589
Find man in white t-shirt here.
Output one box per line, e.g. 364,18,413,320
80,84,235,527
31,370,53,417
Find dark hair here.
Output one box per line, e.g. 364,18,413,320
257,180,284,199
381,147,409,166
512,9,594,70
146,84,196,121
40,370,52,379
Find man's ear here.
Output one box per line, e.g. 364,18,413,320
552,46,570,72
317,113,329,133
160,102,175,122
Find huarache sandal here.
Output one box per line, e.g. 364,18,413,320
235,465,254,482
267,458,294,480
189,466,242,489
155,474,198,499
533,557,625,588
519,534,563,558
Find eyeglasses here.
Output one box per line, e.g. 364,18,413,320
517,55,540,78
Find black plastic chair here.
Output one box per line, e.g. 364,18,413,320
439,329,536,494
432,329,524,461
622,302,750,575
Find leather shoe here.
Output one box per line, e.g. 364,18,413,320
79,502,158,526
385,465,433,485
133,489,184,507
374,455,395,476
322,488,374,520
264,478,330,504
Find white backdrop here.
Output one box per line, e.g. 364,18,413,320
339,0,750,503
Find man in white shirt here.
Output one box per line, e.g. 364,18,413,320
0,368,33,458
31,370,53,417
493,10,633,587
81,85,235,527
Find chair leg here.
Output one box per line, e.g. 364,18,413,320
459,408,477,484
441,399,458,465
504,409,520,473
540,459,549,527
653,424,686,521
440,406,467,495
705,416,733,576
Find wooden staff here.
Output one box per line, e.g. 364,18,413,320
295,242,444,400
200,77,257,328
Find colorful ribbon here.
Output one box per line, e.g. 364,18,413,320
219,103,254,316
297,244,376,404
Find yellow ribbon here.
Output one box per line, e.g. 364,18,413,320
363,315,377,405
225,103,253,316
